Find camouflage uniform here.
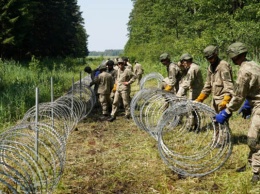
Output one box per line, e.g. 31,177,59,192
224,42,260,180
109,58,136,121
196,46,234,112
177,54,203,100
196,46,234,147
95,64,113,116
160,53,182,94
133,61,144,85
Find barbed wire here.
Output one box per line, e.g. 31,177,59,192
131,73,232,177
0,75,95,193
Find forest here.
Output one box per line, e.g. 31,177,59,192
0,0,88,60
125,0,260,62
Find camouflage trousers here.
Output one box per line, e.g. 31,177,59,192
99,93,111,115
111,90,131,117
247,106,260,174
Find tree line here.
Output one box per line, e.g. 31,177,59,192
89,49,123,57
0,0,88,60
124,0,260,62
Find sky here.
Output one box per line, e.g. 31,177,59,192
77,0,133,51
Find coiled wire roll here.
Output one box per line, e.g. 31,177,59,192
131,73,232,177
0,75,95,193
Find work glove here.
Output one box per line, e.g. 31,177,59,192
164,85,173,92
195,93,207,103
218,95,231,110
238,99,251,119
215,109,232,124
112,84,117,93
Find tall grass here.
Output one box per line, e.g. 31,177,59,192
0,57,100,129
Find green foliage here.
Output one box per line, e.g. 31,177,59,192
0,0,88,59
125,0,260,62
0,57,88,127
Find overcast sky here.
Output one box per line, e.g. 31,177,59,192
77,0,133,51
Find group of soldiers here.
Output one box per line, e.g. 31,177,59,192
160,42,260,183
85,57,144,122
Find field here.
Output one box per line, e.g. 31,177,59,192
0,58,259,193
54,82,260,194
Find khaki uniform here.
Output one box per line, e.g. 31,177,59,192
177,63,203,100
201,60,234,112
226,60,260,174
111,68,136,117
133,63,144,85
126,62,133,72
163,62,182,94
96,71,113,115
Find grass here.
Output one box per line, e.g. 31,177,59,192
54,82,260,194
0,58,259,193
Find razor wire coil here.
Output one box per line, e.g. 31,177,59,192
131,73,232,177
0,75,95,193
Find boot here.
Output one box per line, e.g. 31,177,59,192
236,165,246,172
107,116,116,122
251,173,260,183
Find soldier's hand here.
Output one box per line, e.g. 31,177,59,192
238,99,251,119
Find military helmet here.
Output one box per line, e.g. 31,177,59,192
203,45,218,58
99,63,107,70
180,53,193,61
227,42,247,58
160,53,170,61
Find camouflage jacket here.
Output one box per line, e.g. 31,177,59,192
116,68,136,91
133,63,144,75
201,59,234,104
227,60,260,112
177,63,204,100
96,71,113,95
167,62,182,92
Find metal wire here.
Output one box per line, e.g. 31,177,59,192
0,75,95,193
139,72,164,90
130,74,232,177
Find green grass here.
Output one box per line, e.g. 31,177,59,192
0,57,259,193
53,82,260,194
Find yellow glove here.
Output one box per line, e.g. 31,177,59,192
195,93,207,102
164,85,173,92
218,95,231,110
112,84,117,93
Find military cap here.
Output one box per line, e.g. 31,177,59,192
160,53,170,61
180,53,193,61
227,42,247,58
117,58,124,63
203,45,218,58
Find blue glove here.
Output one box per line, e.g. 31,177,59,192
215,109,231,124
238,99,251,119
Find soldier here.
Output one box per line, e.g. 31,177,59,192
177,53,203,100
176,53,204,131
95,63,113,119
195,45,234,146
107,58,136,122
122,56,133,72
106,59,117,112
159,53,182,94
215,42,260,183
133,61,144,85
